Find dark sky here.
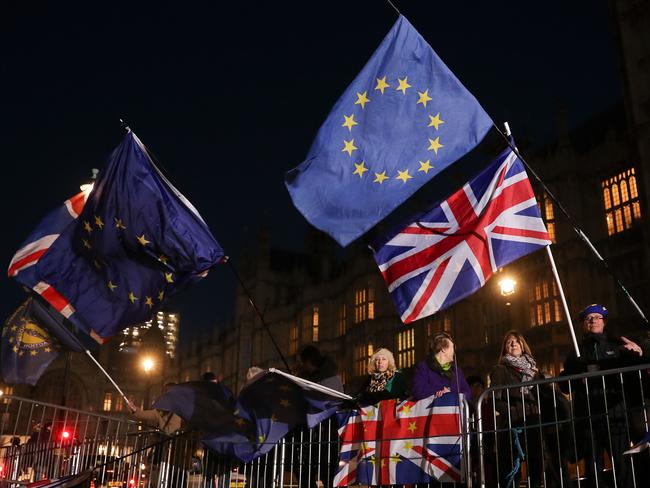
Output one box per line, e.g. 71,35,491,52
1,0,623,345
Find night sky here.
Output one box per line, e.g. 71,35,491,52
1,0,622,345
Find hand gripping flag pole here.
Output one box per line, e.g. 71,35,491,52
496,121,649,328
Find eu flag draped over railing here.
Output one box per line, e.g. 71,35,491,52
9,131,224,342
285,15,493,246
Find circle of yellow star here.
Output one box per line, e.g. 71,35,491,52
83,221,93,234
353,161,368,178
342,114,358,132
128,292,139,303
418,160,434,174
396,169,413,183
373,171,389,184
94,216,105,230
342,139,358,156
107,281,118,292
158,290,165,301
417,90,432,107
374,76,390,94
396,77,411,95
165,272,174,283
136,234,150,246
158,254,169,265
279,399,290,407
114,218,126,230
428,136,444,154
355,91,370,108
428,113,445,130
145,296,154,308
407,421,417,433
82,239,92,249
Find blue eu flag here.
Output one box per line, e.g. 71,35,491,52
31,132,224,340
2,298,60,385
285,15,493,246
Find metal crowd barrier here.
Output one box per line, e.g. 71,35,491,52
476,363,650,488
0,394,474,487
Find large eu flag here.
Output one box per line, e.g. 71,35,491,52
285,15,493,246
9,132,224,341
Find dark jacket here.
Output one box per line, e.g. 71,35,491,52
357,370,408,406
412,357,471,401
490,363,543,425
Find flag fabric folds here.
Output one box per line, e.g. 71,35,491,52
154,370,349,462
2,298,60,385
285,15,493,246
334,394,464,486
373,144,551,323
9,131,224,341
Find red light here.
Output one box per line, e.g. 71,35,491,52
129,479,135,486
61,430,71,440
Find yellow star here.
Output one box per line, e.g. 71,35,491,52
428,112,444,130
145,296,154,308
136,234,150,246
373,171,389,184
401,404,412,414
158,291,165,301
164,272,174,284
428,136,443,154
82,239,92,249
159,254,168,265
364,409,375,420
396,77,411,95
30,350,37,356
417,90,432,107
234,418,246,427
403,440,413,450
8,337,14,344
107,281,118,292
396,169,413,183
93,260,102,269
10,325,17,332
279,399,290,407
12,346,18,353
114,218,126,230
374,76,390,94
380,459,387,468
44,347,52,353
407,421,417,433
418,160,434,174
18,351,24,357
94,216,104,229
353,161,368,178
128,292,139,304
342,114,358,132
83,221,93,234
355,91,370,109
258,435,266,444
368,455,377,465
390,454,401,464
342,139,358,156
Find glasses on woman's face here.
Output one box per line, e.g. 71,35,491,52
584,314,604,322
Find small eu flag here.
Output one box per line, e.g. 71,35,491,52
10,132,224,341
285,15,493,246
2,298,60,385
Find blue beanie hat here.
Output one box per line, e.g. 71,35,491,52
578,304,608,320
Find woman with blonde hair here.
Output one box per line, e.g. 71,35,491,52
357,348,407,406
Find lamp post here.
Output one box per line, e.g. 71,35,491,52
141,356,155,408
498,277,517,305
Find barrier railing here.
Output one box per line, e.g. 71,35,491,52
476,363,650,488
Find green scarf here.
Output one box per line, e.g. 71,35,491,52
427,356,453,379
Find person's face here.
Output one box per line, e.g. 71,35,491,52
440,341,455,362
301,359,317,373
505,336,523,358
583,313,605,334
374,355,389,373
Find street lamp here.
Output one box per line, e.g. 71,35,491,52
142,357,155,374
141,357,155,407
498,278,516,297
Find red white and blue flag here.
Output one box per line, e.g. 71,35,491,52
373,145,551,323
334,394,464,486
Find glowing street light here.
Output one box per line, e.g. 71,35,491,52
498,278,517,297
141,357,155,374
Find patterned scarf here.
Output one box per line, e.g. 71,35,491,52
502,353,538,383
368,370,395,392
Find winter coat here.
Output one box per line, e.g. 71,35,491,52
357,370,408,406
411,357,471,401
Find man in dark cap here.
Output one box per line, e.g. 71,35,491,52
563,304,645,487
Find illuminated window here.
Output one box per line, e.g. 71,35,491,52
397,328,416,368
312,306,319,342
427,314,451,338
289,322,298,355
354,343,374,376
528,277,562,326
537,192,556,243
354,284,375,323
602,168,641,235
103,392,112,412
114,395,123,412
338,303,347,336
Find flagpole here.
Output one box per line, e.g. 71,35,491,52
496,122,649,326
545,246,580,357
226,259,292,372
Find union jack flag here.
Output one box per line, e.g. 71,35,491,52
373,146,551,323
334,394,464,486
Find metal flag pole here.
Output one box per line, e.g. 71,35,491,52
226,258,292,372
496,121,649,326
502,123,581,356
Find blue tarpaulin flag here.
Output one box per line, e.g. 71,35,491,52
285,15,493,246
373,144,551,323
2,298,60,385
8,132,224,341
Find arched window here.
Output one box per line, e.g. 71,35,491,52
602,168,642,235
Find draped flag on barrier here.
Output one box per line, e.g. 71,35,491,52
372,144,551,323
154,369,350,463
8,131,224,342
334,394,464,486
285,15,493,246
